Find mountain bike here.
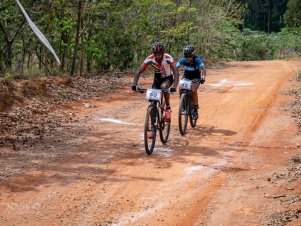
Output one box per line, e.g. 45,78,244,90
178,78,200,135
135,88,171,155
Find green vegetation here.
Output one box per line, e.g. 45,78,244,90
239,0,288,33
0,0,300,76
285,0,301,28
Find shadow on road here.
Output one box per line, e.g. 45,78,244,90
0,122,242,193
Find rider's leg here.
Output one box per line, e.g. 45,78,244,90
191,83,200,106
160,80,172,108
191,83,200,119
161,80,172,120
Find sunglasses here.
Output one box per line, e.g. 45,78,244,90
154,52,164,56
185,54,193,59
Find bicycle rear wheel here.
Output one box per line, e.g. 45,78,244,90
178,93,189,135
144,105,156,155
159,97,170,144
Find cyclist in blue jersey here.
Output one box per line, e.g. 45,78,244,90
176,45,206,120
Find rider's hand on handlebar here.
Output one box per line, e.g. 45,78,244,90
169,87,176,93
132,85,139,91
200,75,205,84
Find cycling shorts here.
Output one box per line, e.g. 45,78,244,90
183,69,200,80
152,75,174,89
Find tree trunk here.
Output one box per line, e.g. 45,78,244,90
60,31,67,72
267,0,271,33
71,0,82,76
44,47,49,76
21,36,26,74
27,51,32,71
187,0,192,44
38,46,42,70
4,42,13,69
86,28,92,73
27,37,32,71
80,5,84,77
0,19,25,70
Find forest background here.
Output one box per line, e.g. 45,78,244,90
0,0,300,77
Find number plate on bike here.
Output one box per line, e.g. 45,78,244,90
179,79,192,90
146,89,162,101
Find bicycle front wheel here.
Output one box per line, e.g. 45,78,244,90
159,98,170,144
144,105,156,155
189,105,197,128
178,93,189,135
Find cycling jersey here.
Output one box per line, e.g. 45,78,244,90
176,55,205,79
143,53,176,78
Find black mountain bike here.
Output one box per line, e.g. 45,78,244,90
178,79,200,135
136,88,171,155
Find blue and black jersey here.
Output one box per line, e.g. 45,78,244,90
176,55,205,80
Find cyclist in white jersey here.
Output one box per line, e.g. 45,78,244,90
132,42,179,120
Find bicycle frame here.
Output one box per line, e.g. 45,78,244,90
136,88,171,154
148,95,165,129
178,79,199,135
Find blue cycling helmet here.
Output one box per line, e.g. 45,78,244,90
183,45,195,54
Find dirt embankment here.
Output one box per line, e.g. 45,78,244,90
0,74,133,150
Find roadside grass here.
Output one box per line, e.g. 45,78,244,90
2,67,44,80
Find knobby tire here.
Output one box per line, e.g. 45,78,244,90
189,106,197,128
179,93,189,135
144,105,156,155
159,97,170,144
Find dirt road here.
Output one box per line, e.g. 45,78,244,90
1,60,301,225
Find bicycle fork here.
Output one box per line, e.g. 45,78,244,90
149,101,160,130
185,90,192,116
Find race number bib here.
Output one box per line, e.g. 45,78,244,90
179,79,192,90
146,89,162,101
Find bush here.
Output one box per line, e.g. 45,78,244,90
273,27,301,58
238,29,275,60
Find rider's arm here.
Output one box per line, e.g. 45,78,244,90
171,63,179,89
176,57,185,68
196,57,206,78
201,66,206,77
175,57,185,80
133,64,146,86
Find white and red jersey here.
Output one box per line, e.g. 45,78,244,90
142,53,176,78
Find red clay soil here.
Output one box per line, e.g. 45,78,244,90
1,60,301,225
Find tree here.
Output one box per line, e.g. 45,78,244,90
0,0,299,76
284,0,301,28
193,0,244,59
71,0,82,76
0,1,26,69
240,0,288,32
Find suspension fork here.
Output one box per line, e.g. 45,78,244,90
186,90,192,116
149,100,159,128
155,101,160,127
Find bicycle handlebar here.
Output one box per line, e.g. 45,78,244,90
137,88,146,93
136,87,171,94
